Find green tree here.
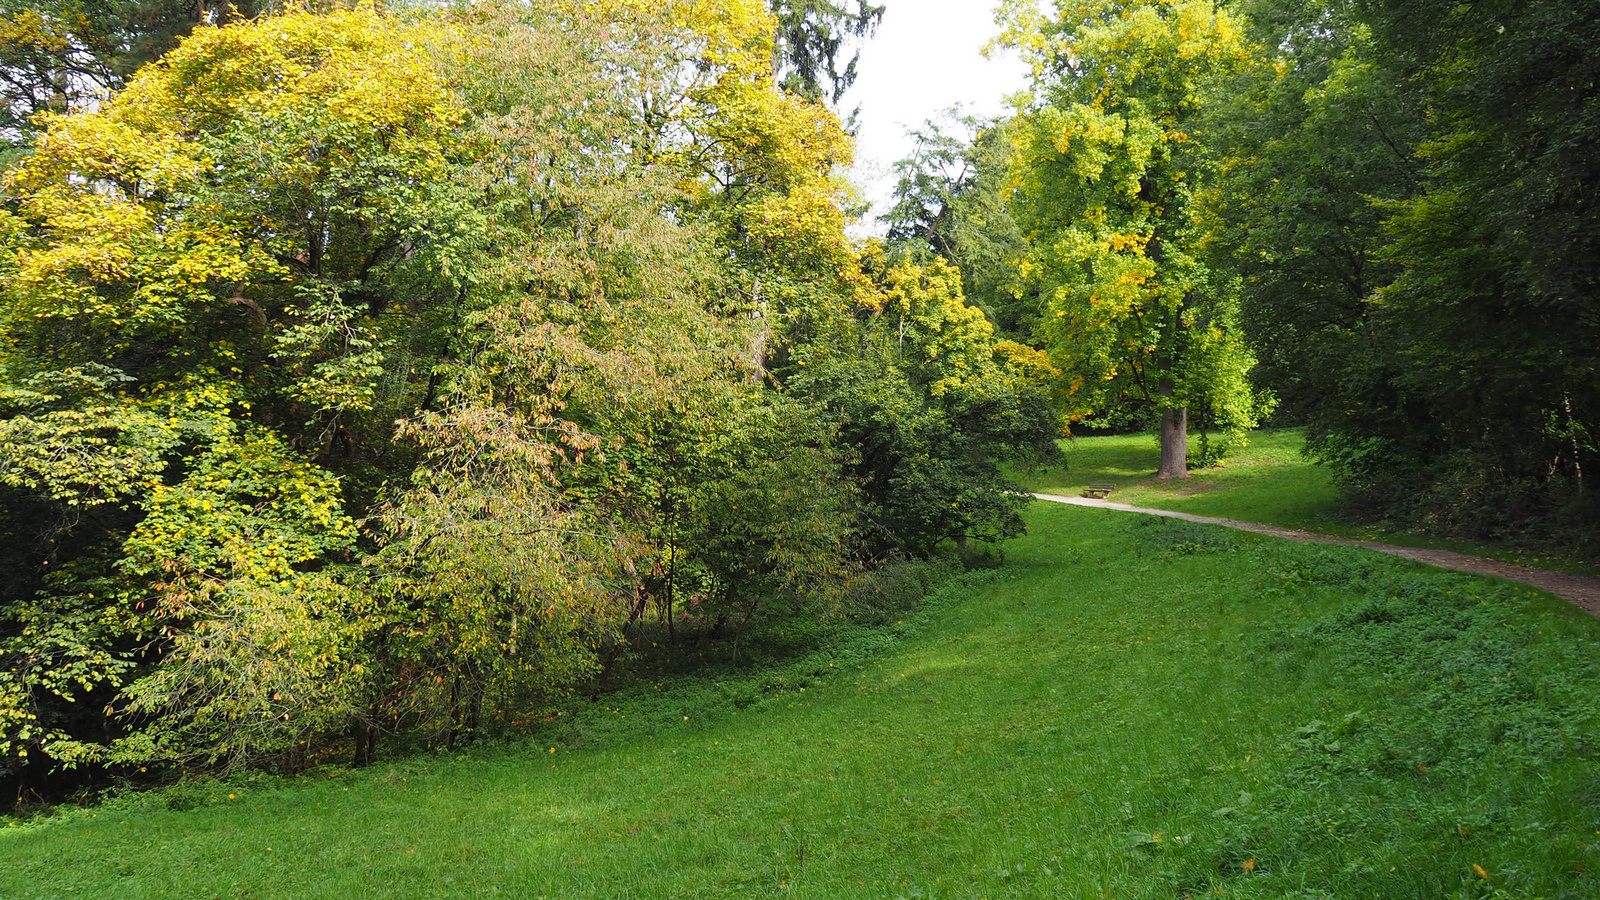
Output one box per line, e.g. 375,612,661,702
1369,0,1600,473
769,0,884,106
1001,0,1267,478
791,257,1059,557
0,4,473,772
0,0,887,790
1274,0,1600,543
674,395,859,660
883,109,1034,336
1205,3,1420,427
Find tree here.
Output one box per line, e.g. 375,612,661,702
1205,1,1421,427
790,257,1060,557
1000,0,1266,478
673,394,860,660
769,0,884,107
0,1,279,160
1305,0,1600,540
883,109,1034,335
0,3,473,772
1,0,884,787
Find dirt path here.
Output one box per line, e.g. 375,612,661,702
1032,492,1600,618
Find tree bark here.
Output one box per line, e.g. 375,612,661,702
1566,393,1585,494
1158,406,1189,480
353,719,376,768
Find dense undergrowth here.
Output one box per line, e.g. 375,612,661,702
4,502,1597,899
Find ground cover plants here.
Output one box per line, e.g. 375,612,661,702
5,501,1597,899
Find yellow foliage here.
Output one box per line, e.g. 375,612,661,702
1003,0,1256,416
3,4,464,348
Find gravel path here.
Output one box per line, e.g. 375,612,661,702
1032,492,1600,618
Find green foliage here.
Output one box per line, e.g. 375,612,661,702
1001,0,1269,466
790,257,1060,556
1206,2,1418,423
843,555,962,624
770,0,884,107
678,399,861,646
0,0,887,790
883,110,1035,336
1206,0,1600,551
369,398,626,743
0,365,174,507
1319,0,1600,540
110,425,368,768
0,5,475,775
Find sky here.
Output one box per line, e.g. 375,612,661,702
840,0,1032,235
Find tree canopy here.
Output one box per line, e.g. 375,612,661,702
0,1,1058,794
769,0,884,108
997,0,1268,478
1203,0,1600,541
879,0,1596,539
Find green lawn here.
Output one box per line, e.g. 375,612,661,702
6,503,1599,899
1011,428,1600,576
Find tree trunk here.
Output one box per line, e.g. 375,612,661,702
446,675,462,750
663,540,677,646
353,718,376,768
1566,393,1585,494
1158,406,1189,480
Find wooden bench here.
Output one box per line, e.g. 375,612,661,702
1081,483,1115,499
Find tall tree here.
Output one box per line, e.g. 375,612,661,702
769,0,883,106
1206,0,1422,425
0,0,879,788
1000,0,1266,478
883,109,1034,335
0,1,273,160
1289,0,1600,542
0,2,471,774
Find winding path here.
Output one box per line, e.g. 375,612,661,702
1031,492,1600,618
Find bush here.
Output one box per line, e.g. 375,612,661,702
842,557,962,625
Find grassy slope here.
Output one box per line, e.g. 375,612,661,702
5,503,1599,899
1012,429,1600,576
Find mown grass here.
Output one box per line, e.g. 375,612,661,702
5,502,1599,899
1011,428,1600,576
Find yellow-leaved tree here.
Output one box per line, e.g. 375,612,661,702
0,5,478,771
1000,0,1269,478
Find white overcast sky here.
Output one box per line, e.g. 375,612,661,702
840,0,1031,235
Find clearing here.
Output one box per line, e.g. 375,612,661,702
5,503,1598,899
1010,428,1600,577
1034,492,1600,616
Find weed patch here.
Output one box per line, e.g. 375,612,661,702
1132,515,1243,556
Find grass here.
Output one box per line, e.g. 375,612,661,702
6,502,1600,899
1010,428,1600,576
